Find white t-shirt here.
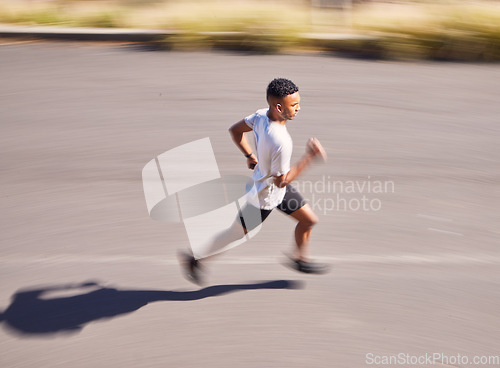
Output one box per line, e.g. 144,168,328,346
244,108,293,210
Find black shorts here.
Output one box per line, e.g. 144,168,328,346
238,185,307,231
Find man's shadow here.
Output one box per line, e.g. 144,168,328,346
0,280,302,336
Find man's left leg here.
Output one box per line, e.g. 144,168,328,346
278,186,329,274
288,204,318,262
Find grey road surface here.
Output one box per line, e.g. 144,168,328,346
1,41,499,368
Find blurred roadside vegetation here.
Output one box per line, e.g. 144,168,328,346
0,0,499,61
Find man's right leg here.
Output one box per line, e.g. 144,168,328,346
180,204,272,284
202,204,272,259
178,220,245,285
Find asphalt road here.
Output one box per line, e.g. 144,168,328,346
1,41,499,368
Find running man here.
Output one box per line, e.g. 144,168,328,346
180,78,328,284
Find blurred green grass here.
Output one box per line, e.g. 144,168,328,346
0,0,310,31
0,0,499,60
351,2,500,60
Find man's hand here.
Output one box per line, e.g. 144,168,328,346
306,137,327,162
247,154,258,170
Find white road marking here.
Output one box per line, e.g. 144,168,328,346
417,214,453,222
427,227,464,236
1,253,499,265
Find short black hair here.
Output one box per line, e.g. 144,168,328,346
266,78,299,99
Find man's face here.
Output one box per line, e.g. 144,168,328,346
278,92,301,120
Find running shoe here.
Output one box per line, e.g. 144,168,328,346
178,252,204,285
290,259,330,274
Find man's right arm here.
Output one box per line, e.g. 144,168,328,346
229,119,258,169
273,138,327,188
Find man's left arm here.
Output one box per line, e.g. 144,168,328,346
229,119,258,170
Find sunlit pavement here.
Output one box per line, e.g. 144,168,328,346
1,42,499,368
